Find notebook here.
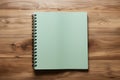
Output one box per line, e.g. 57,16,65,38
32,12,88,70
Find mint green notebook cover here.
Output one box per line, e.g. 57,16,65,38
33,12,88,70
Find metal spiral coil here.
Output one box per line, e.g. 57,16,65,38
32,14,37,68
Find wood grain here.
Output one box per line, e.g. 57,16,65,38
0,0,119,12
0,11,119,59
0,58,119,80
0,0,120,80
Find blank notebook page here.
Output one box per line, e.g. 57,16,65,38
33,12,88,70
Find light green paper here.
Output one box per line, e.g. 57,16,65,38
34,12,88,70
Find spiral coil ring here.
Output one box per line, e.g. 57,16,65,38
32,14,37,68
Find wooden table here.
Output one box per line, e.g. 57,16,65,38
0,0,120,80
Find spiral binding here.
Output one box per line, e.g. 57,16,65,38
32,14,37,68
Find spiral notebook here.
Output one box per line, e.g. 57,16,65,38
32,12,88,70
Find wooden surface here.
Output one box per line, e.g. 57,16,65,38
0,0,120,80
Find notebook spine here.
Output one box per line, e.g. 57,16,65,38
32,14,37,68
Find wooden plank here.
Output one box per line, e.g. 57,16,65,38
0,36,119,59
0,11,119,59
0,38,32,57
0,59,119,80
0,11,120,34
0,16,32,34
0,0,119,12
